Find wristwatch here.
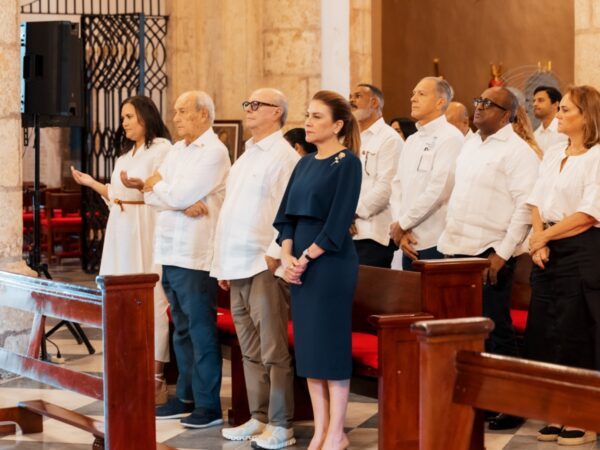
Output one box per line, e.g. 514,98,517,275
301,248,314,262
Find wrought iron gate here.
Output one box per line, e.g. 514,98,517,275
21,1,168,272
81,13,168,271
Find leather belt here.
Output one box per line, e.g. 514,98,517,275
114,199,144,212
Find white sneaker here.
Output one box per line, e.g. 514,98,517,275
251,424,296,449
221,418,267,441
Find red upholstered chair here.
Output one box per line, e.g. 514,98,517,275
42,190,83,264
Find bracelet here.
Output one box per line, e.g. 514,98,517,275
302,248,314,262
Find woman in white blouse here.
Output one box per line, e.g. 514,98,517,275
526,85,600,446
71,96,172,404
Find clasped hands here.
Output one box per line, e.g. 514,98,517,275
281,253,307,285
389,221,419,260
528,230,550,269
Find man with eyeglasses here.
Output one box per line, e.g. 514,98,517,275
438,86,539,430
349,83,403,268
212,88,299,448
389,77,464,271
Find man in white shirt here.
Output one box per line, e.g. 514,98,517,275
445,101,473,137
213,88,299,448
390,77,464,271
349,83,403,267
145,91,231,428
533,86,568,153
438,87,539,430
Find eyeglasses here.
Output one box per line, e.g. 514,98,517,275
473,97,507,111
242,100,279,111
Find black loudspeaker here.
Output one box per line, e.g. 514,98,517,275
22,21,84,127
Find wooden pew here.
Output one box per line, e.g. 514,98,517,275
0,270,173,450
412,317,600,450
216,258,489,450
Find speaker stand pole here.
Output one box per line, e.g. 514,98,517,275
26,114,51,360
25,114,95,359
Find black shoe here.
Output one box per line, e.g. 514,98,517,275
488,413,525,430
484,410,499,421
156,397,194,420
181,407,224,429
537,425,563,442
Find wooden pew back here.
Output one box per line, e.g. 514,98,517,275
412,317,600,450
353,266,421,333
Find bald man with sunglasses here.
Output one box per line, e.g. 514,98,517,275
438,87,539,430
212,88,299,448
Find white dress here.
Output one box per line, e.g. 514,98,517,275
100,137,171,362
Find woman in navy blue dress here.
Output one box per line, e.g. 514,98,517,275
274,90,362,450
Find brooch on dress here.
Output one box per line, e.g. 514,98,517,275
330,152,346,166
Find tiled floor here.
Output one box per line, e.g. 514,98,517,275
0,260,597,449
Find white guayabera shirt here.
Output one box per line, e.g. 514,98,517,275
438,124,540,260
354,117,403,246
145,128,231,271
211,130,300,281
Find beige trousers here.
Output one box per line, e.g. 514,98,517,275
230,270,294,428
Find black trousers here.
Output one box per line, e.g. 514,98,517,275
449,249,519,357
524,228,600,370
354,238,397,268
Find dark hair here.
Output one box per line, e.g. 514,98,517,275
534,85,562,105
358,83,385,110
114,95,171,155
390,117,417,138
312,90,361,155
284,127,317,154
564,85,600,149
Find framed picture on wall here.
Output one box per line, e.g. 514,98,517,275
214,120,244,162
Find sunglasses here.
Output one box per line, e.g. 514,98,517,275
242,100,279,111
473,97,507,111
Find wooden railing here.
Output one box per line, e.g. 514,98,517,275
0,270,173,450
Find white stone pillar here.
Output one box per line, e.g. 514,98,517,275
0,0,35,377
321,0,350,95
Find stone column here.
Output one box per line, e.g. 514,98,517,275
321,0,350,95
0,0,35,378
167,0,321,133
574,0,600,86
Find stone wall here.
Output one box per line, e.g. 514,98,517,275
167,0,321,136
575,0,600,86
350,0,373,88
0,0,35,379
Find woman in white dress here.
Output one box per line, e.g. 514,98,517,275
71,96,172,404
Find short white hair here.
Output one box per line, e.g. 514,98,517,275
421,77,454,112
180,90,216,125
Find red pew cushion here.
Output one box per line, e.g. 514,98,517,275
217,307,237,335
511,309,528,334
351,332,378,369
210,307,380,370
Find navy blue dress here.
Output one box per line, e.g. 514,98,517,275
274,149,362,380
